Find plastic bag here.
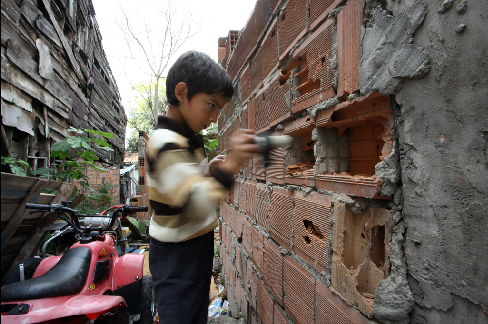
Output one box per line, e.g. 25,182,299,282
208,297,230,318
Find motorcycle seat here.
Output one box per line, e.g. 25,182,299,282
1,247,92,302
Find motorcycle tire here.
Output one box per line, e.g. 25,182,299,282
136,275,156,324
2,257,42,286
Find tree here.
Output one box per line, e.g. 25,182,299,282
115,0,196,123
126,80,167,152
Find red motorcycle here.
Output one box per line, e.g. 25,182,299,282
1,202,155,324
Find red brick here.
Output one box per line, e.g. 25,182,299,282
266,147,285,185
255,85,270,131
291,18,335,114
269,187,293,249
220,200,231,228
283,115,316,137
238,179,247,212
263,238,284,306
253,155,266,180
255,182,270,229
309,0,342,30
273,303,288,324
247,260,258,309
246,180,257,220
243,217,253,255
283,256,315,324
278,0,308,58
241,64,251,104
316,280,374,324
337,0,365,97
221,222,232,253
268,75,290,123
293,191,332,272
261,19,278,80
251,226,264,273
248,97,256,131
257,279,274,324
235,279,249,319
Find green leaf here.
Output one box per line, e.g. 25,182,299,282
81,137,91,149
93,138,110,147
10,164,27,176
79,181,95,191
31,167,55,176
98,146,114,151
67,136,83,148
1,155,15,165
51,141,72,159
68,127,85,134
79,150,98,161
91,164,107,172
85,129,114,138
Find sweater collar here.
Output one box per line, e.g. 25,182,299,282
156,115,203,147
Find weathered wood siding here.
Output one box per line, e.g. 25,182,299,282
1,0,126,167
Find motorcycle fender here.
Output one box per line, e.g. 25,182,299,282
32,256,62,278
112,253,144,288
0,295,125,324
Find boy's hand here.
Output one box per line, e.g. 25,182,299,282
209,155,226,176
220,129,261,176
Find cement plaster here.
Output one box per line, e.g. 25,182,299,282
383,0,488,321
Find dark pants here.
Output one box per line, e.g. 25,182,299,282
149,231,214,324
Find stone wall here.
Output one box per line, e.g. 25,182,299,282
217,0,487,323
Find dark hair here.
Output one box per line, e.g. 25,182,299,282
166,51,234,106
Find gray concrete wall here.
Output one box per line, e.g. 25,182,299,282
365,0,488,322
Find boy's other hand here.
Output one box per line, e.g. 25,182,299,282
220,129,261,176
209,155,226,176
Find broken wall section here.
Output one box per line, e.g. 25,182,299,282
217,0,406,323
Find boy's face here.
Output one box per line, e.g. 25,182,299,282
178,89,228,133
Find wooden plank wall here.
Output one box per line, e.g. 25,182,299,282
0,172,75,282
1,0,126,168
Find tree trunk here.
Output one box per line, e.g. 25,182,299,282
153,77,159,123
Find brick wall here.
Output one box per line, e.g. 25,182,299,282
217,0,400,322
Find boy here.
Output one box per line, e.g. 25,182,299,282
147,51,260,323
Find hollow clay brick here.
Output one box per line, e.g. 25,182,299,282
255,182,270,229
257,278,274,324
337,0,366,97
263,238,284,305
278,0,308,59
292,191,332,272
310,0,343,30
269,187,293,249
283,255,315,324
331,202,393,318
316,280,374,324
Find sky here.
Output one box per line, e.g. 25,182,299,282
92,0,256,115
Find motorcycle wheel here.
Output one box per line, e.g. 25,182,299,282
2,257,42,286
136,275,156,324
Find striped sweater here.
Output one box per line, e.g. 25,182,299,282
147,116,231,242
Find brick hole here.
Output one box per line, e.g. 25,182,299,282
343,209,368,270
304,236,311,244
371,225,385,268
284,136,315,177
303,219,324,240
348,122,385,176
271,30,276,38
281,11,286,20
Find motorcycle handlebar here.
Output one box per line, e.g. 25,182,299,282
25,203,148,236
25,203,51,210
127,206,148,213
